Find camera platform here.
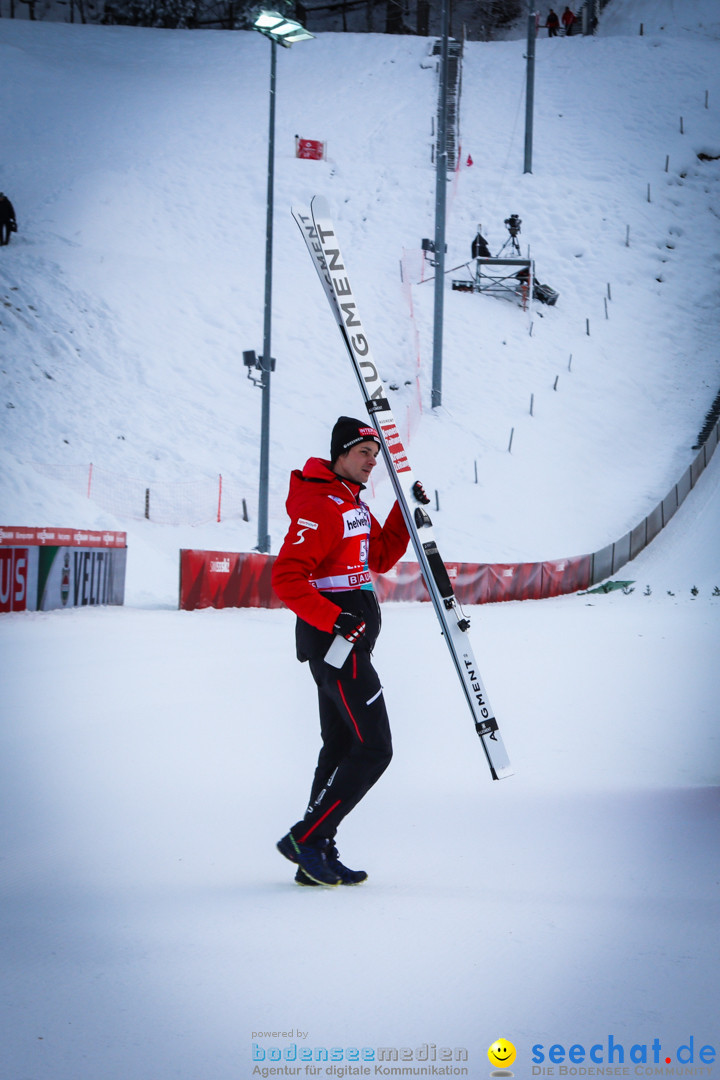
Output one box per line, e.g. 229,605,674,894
452,256,535,309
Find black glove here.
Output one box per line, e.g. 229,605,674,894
333,611,367,644
412,480,431,505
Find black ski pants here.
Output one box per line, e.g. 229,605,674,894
291,647,392,844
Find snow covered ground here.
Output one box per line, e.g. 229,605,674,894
1,1,719,1078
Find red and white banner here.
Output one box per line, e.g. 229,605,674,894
295,137,325,161
179,550,283,612
0,526,126,547
179,550,593,611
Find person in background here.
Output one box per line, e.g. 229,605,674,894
546,8,560,36
562,6,577,35
0,193,17,245
471,226,491,260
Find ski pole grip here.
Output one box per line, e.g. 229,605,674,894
325,634,354,668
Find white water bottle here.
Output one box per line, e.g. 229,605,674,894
325,634,354,668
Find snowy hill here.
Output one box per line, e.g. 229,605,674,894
1,0,719,603
1,4,720,1080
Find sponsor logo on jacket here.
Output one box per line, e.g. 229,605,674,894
292,517,319,545
342,505,370,538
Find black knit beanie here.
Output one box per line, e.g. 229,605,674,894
330,416,381,463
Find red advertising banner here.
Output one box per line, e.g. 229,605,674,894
179,550,284,611
0,547,33,613
0,526,126,547
179,551,593,611
295,137,325,160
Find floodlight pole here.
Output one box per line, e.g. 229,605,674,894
524,9,536,174
257,35,277,554
251,10,312,553
431,0,450,409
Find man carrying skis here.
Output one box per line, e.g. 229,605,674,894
272,416,427,887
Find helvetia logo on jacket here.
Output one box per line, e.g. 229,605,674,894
342,506,370,538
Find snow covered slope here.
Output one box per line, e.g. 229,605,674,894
1,0,719,604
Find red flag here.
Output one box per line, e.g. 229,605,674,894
296,137,325,161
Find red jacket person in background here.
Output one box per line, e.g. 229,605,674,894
561,6,576,34
272,416,421,887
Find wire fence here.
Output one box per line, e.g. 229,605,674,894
32,463,249,526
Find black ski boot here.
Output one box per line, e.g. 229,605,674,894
277,832,340,886
295,841,367,886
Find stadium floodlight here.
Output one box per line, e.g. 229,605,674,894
252,9,314,46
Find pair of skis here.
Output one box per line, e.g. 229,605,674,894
292,196,512,781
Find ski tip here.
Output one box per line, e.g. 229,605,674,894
311,194,330,216
492,764,514,781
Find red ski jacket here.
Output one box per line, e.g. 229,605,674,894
272,457,409,635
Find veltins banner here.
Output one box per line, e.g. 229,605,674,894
0,527,127,613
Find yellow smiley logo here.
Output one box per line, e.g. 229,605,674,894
488,1039,517,1070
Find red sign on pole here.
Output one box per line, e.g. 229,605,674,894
295,137,325,161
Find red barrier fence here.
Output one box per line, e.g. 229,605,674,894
371,555,594,604
179,549,593,611
178,415,719,613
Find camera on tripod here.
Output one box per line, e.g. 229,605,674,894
504,213,522,239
